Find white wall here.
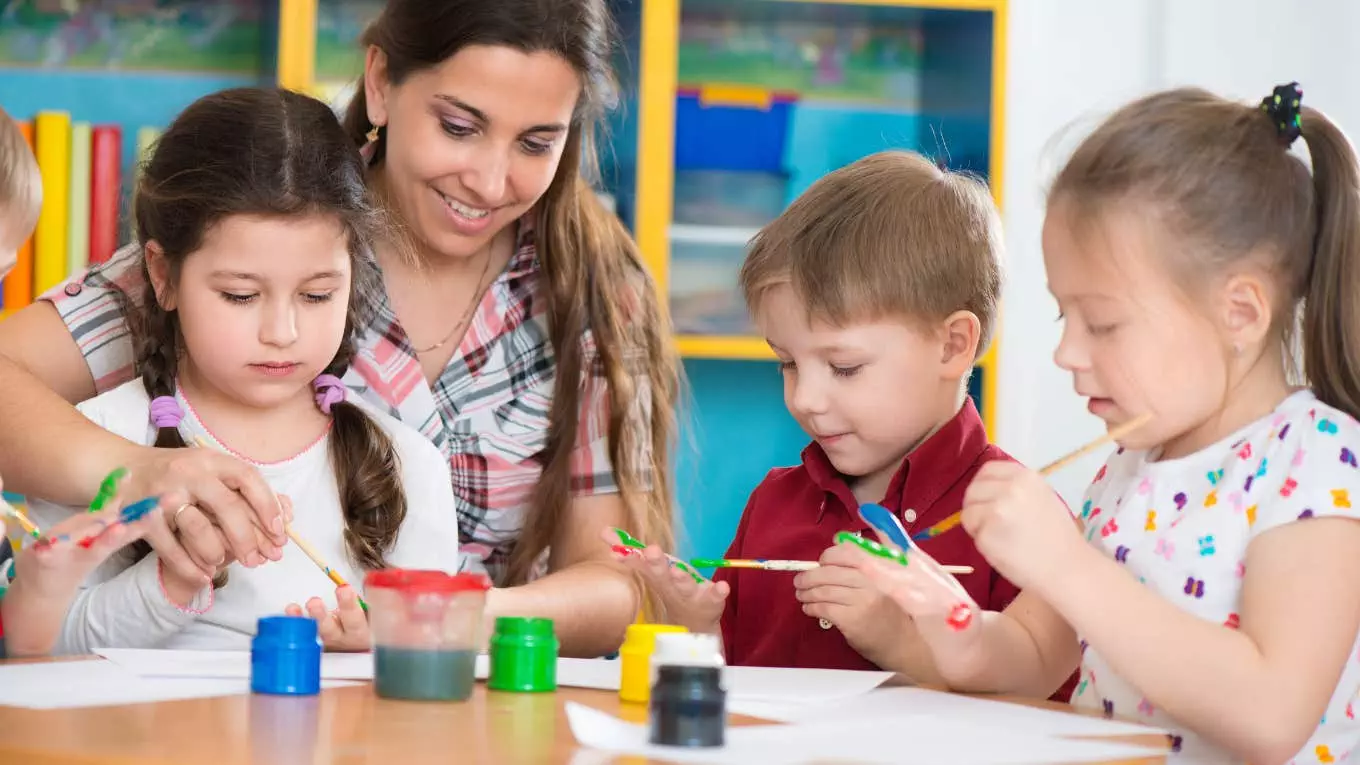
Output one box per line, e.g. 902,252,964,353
996,0,1360,504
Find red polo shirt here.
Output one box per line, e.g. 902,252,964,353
713,399,1077,701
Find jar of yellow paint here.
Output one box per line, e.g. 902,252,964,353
619,623,688,704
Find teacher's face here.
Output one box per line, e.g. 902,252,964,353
364,43,581,261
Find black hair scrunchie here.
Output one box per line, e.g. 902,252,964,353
1260,82,1303,146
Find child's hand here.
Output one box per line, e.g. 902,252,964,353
793,542,916,667
285,585,370,651
600,528,727,633
961,461,1085,591
2,483,173,658
14,505,157,600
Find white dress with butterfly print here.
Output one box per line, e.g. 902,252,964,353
1074,389,1360,764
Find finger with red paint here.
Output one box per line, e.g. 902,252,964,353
1,500,163,657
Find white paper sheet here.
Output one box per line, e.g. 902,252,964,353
727,686,1169,738
100,648,892,703
97,647,375,680
564,701,1168,765
0,658,358,709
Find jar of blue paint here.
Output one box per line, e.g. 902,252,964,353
251,615,322,695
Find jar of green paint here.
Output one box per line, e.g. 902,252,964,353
488,616,558,692
365,568,492,702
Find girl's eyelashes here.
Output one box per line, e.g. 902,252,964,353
217,291,338,305
831,364,863,378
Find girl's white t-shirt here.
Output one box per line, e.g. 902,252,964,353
27,380,463,652
1075,389,1360,763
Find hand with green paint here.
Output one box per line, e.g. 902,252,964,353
598,527,727,635
841,530,987,679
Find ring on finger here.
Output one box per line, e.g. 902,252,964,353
171,503,194,531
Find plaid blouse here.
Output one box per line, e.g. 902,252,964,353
42,216,649,584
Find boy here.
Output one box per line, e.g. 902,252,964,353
618,151,1040,687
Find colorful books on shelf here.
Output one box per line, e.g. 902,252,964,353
0,111,157,317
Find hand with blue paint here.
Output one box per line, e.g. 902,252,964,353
1,474,174,657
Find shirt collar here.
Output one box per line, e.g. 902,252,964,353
803,397,991,522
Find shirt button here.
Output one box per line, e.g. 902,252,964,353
818,618,832,630
64,283,82,297
903,509,918,523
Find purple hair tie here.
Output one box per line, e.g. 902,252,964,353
312,374,347,415
149,396,184,429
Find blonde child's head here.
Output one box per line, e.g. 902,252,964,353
1044,83,1360,458
739,150,1003,487
0,107,41,281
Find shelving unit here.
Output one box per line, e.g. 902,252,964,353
636,0,1007,435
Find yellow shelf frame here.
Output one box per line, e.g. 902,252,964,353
277,0,318,93
636,0,1007,438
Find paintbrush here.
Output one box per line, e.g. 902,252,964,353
912,413,1154,542
191,437,368,612
0,492,41,540
690,557,975,575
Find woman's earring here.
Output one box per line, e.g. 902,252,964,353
360,124,382,163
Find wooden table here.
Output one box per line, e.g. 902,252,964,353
0,657,1168,765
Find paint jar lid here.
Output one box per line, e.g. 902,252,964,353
652,632,724,668
621,623,687,653
493,616,555,640
255,614,320,646
364,569,492,595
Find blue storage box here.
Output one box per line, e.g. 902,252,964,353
675,92,793,173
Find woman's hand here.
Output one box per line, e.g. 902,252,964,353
121,446,287,583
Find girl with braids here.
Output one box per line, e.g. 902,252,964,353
0,0,678,655
850,83,1360,764
24,87,461,653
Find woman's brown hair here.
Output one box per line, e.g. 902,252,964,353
1050,84,1360,419
343,0,679,586
129,87,407,577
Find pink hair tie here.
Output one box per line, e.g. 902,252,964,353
312,374,347,415
149,396,184,428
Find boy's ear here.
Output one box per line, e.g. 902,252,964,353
939,310,981,377
144,241,176,311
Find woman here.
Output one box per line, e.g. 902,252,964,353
0,0,678,656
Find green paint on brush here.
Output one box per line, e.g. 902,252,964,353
89,467,129,512
689,559,730,568
835,530,909,566
612,527,706,584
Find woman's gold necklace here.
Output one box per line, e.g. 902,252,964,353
411,252,495,354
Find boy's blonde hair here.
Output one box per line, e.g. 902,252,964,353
0,107,41,240
739,150,1003,358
